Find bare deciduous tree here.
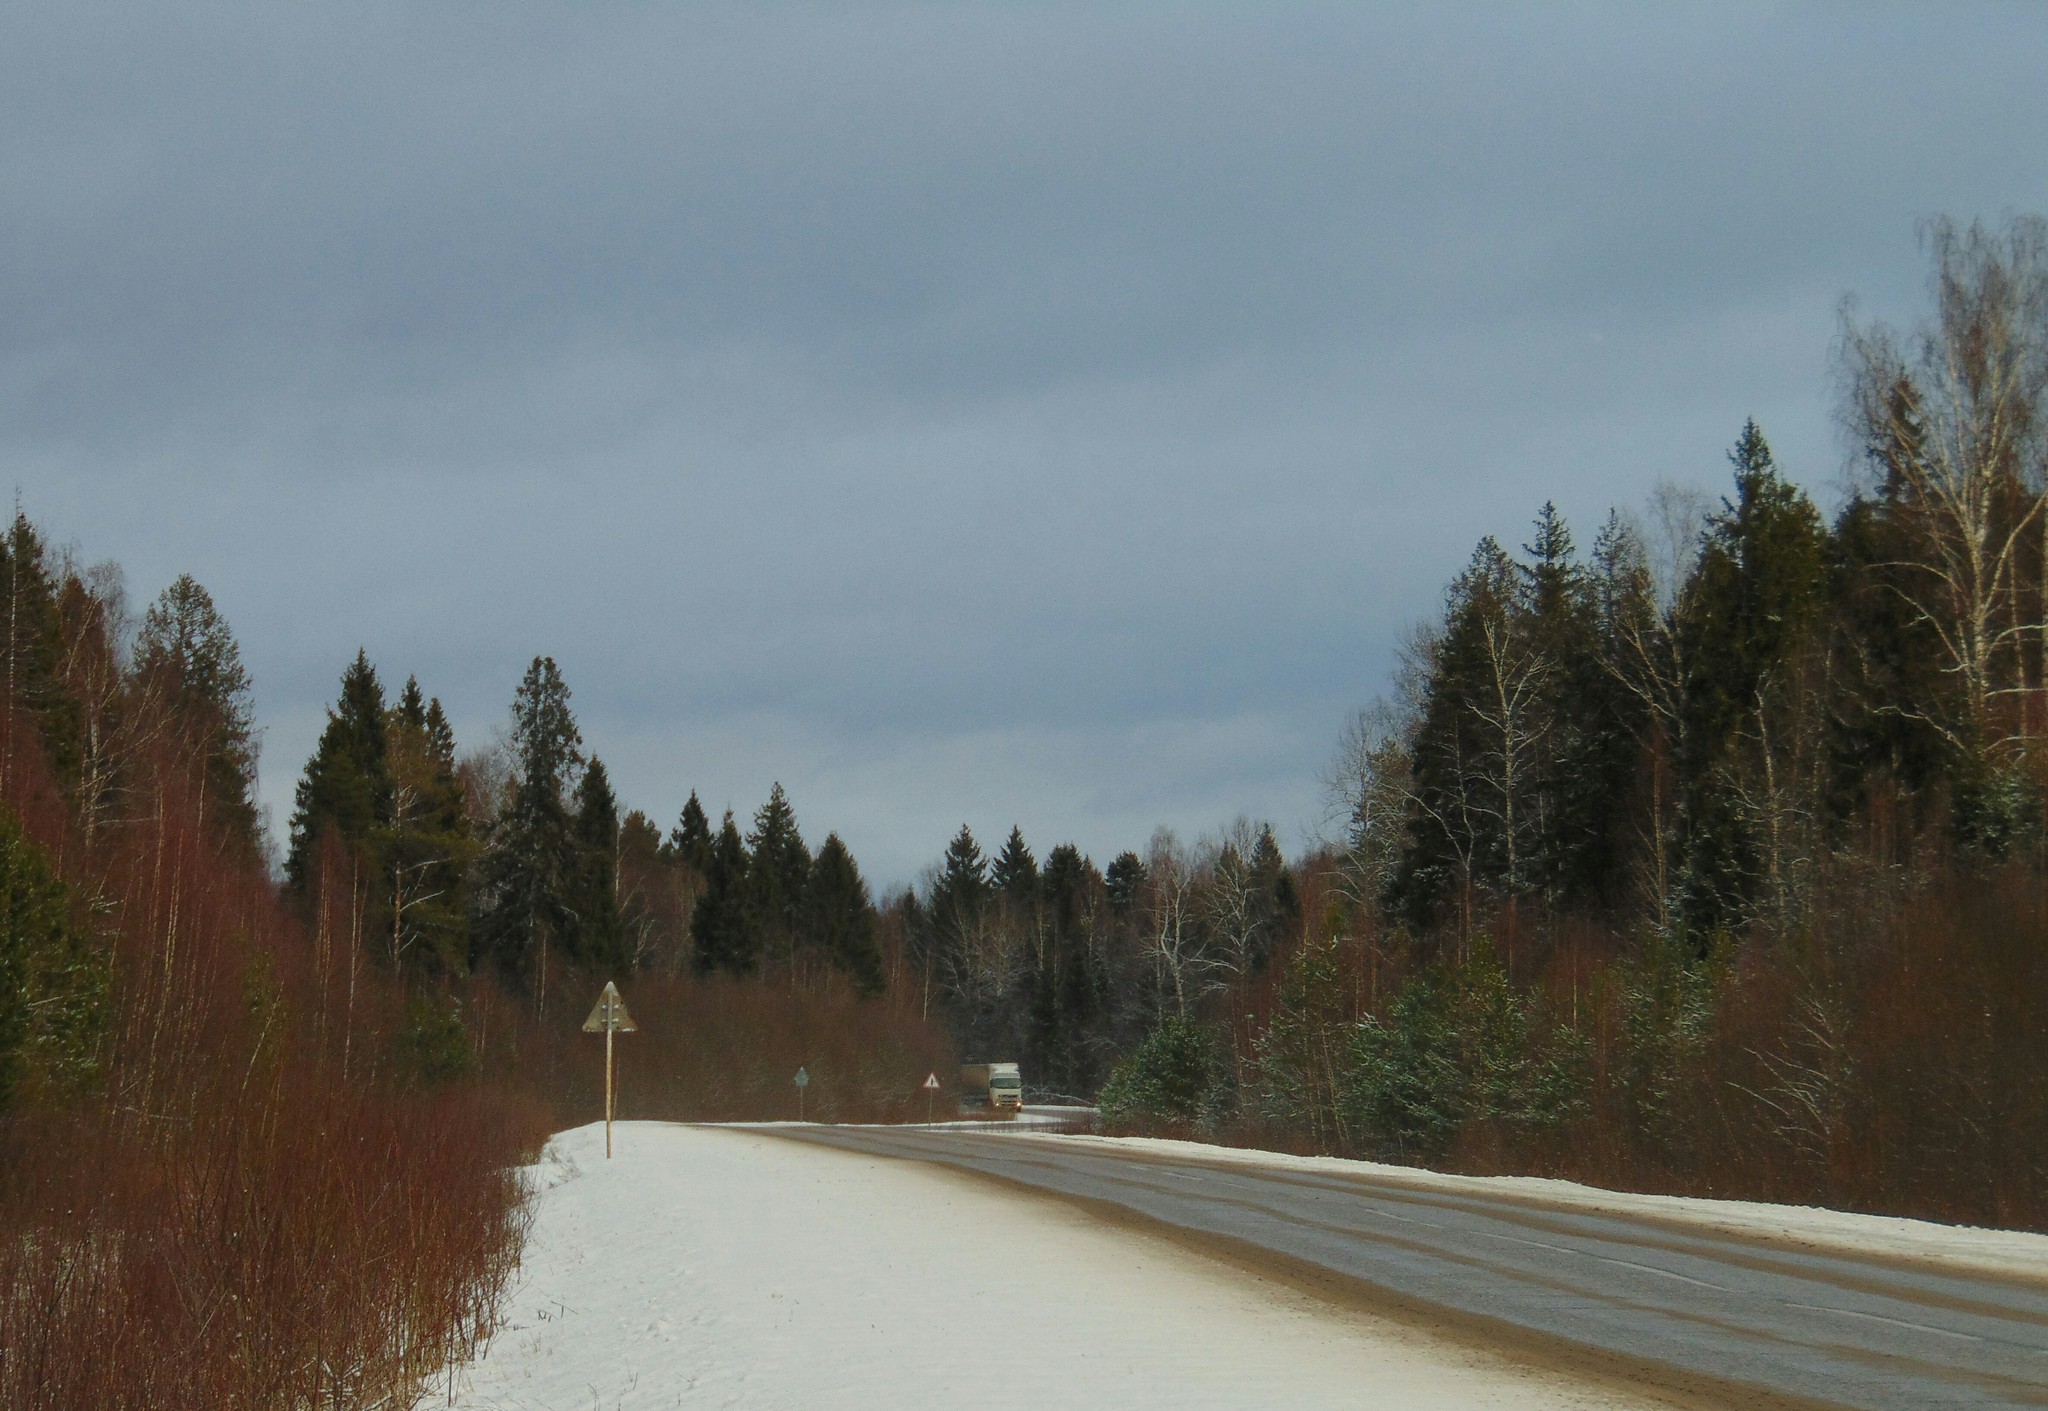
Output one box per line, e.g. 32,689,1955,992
1465,594,1557,899
1140,828,1226,1016
1843,216,2048,762
1594,496,1706,925
1324,700,1413,920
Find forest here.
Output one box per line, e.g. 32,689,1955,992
1013,217,2048,1232
0,544,949,1401
2,216,2046,1409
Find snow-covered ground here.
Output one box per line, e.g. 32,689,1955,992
448,1122,1659,1410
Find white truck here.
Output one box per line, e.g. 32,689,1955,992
960,1062,1024,1112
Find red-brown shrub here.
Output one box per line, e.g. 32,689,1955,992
0,716,545,1410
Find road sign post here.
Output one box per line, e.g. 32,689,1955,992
582,981,638,1159
795,1065,809,1122
922,1071,941,1126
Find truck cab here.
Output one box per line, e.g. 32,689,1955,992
960,1061,1024,1112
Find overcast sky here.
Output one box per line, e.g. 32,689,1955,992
12,4,2048,886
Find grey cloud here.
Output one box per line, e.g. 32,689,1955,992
12,3,2048,881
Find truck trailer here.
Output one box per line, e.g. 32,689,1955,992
960,1062,1024,1112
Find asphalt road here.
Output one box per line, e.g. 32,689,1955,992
772,1125,2048,1411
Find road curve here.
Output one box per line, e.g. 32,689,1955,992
768,1125,2048,1411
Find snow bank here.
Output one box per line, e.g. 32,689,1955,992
449,1121,1655,1409
996,1131,2048,1283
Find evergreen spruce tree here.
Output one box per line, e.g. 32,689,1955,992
807,832,884,994
393,675,425,731
1104,850,1145,915
1382,512,1622,928
990,826,1039,903
382,680,474,975
473,657,583,1004
1589,510,1672,913
1521,504,1634,910
1674,422,1830,934
929,824,988,931
1039,843,1104,1092
1387,536,1528,928
569,757,628,974
615,809,675,972
0,515,84,790
0,811,107,1108
285,650,392,896
134,574,260,855
669,790,713,873
912,825,988,1016
990,824,1055,1075
1826,492,1949,836
691,810,756,976
1682,423,1829,758
747,783,811,976
1247,824,1300,955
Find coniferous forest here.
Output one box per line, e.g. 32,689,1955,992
3,217,2048,1408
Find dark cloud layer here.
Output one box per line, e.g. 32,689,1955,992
12,4,2048,882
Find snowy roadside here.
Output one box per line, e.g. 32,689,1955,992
988,1130,2048,1283
447,1121,1661,1410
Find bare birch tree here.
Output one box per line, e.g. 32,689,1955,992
1140,828,1226,1015
1593,493,1707,924
1843,216,2048,765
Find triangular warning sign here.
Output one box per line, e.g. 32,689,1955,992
582,980,637,1033
922,1072,941,1089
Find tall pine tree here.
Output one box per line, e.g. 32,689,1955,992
474,656,583,1008
286,650,392,897
747,783,810,979
807,833,884,995
1387,536,1535,929
134,574,260,856
0,515,83,792
382,678,474,975
669,790,713,873
990,826,1039,903
1248,824,1300,955
1521,504,1634,911
1674,422,1830,935
569,757,627,975
691,809,756,977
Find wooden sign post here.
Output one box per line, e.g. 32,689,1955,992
582,981,638,1159
922,1071,942,1126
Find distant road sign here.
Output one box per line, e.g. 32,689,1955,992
584,982,637,1159
582,980,637,1033
922,1073,941,1090
795,1066,810,1088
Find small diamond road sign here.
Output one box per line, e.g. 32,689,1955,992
795,1066,809,1088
